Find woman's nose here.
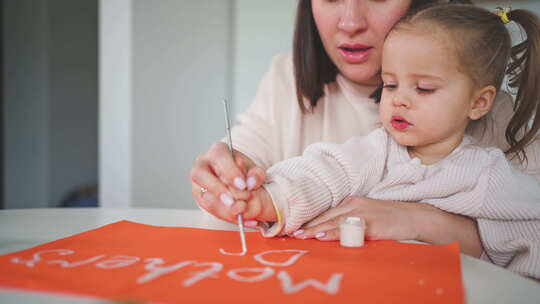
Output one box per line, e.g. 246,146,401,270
338,0,368,34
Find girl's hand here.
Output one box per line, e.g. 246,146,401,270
292,196,482,257
293,197,420,241
190,142,265,223
232,187,277,224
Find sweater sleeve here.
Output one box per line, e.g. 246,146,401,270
226,54,295,169
475,149,540,279
261,129,389,236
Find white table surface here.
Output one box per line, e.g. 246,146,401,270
0,208,538,304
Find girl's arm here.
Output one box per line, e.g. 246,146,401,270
260,130,389,236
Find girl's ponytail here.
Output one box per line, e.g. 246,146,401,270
505,9,540,161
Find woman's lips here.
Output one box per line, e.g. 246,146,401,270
391,116,411,131
338,43,373,64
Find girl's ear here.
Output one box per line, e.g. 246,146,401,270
469,85,497,120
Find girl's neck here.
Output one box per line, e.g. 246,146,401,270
407,134,465,165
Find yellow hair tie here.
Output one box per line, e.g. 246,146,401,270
496,7,511,24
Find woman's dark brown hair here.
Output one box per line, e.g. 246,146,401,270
396,4,540,161
292,0,472,113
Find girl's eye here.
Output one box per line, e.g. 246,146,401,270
416,87,435,94
382,84,397,89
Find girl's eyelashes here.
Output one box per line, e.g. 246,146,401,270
381,82,436,93
416,87,436,94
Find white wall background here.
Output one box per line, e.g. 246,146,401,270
99,0,540,209
131,1,233,208
233,1,296,115
100,0,235,209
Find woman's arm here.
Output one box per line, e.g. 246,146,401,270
296,197,483,257
412,203,482,257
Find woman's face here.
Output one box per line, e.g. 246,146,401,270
312,0,411,86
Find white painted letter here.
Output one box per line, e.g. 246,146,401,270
277,271,343,295
227,267,275,283
11,249,75,268
183,262,223,287
137,258,194,284
254,249,308,267
49,255,105,268
95,255,140,269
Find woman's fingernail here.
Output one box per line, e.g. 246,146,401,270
244,220,258,228
247,176,257,190
293,229,304,237
315,232,326,239
220,193,234,207
234,177,246,190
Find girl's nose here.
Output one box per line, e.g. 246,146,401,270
392,93,410,108
338,0,368,35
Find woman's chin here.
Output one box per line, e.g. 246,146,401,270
340,66,381,86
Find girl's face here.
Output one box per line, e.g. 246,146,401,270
379,29,478,159
312,0,411,86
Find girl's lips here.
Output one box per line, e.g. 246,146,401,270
391,116,411,131
338,44,373,64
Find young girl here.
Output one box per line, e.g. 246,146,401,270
229,4,540,280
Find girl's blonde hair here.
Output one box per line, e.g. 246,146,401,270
397,4,540,162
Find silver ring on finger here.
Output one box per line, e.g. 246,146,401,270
200,187,208,196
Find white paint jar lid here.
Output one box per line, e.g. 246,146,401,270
342,216,365,227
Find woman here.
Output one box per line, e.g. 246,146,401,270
190,0,540,257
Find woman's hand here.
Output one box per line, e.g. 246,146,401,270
190,142,266,223
293,197,419,241
292,196,483,257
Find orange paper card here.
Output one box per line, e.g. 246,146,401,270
0,220,464,303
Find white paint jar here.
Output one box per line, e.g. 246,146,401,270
339,216,365,247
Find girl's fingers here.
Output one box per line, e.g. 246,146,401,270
230,200,248,217
241,193,263,220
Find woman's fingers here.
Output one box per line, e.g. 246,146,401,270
314,228,340,241
207,142,247,190
294,216,342,239
192,182,236,222
302,197,420,242
191,159,236,206
304,198,357,228
246,166,267,190
190,144,250,223
190,142,267,224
